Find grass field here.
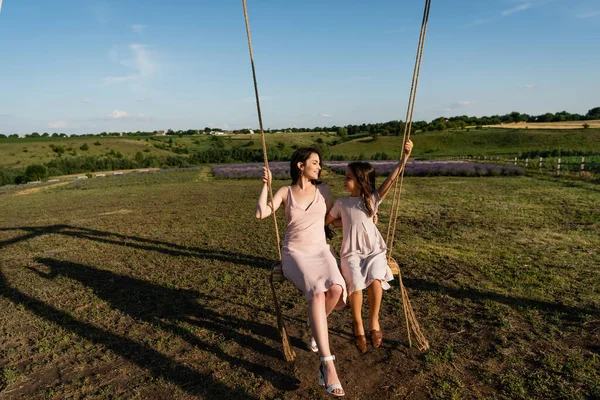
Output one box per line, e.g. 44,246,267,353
0,137,174,168
486,120,600,130
330,128,600,159
1,170,598,399
2,128,600,169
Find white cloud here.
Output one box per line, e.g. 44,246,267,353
467,1,532,27
525,84,536,89
223,124,229,129
0,0,4,13
131,24,146,34
447,101,474,110
48,121,68,129
577,11,600,18
136,98,145,102
110,109,129,119
501,3,531,16
81,99,92,103
104,44,157,85
319,113,331,118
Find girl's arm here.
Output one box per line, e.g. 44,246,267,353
255,167,286,219
377,139,413,200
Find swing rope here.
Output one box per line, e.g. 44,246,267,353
384,0,431,352
242,0,295,361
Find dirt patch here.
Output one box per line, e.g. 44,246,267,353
485,120,600,129
99,209,134,216
12,182,70,196
52,168,160,180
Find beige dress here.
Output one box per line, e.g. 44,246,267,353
281,184,347,308
329,192,393,295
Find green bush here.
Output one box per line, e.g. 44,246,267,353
23,164,48,182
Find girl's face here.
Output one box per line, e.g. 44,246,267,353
299,152,321,181
344,167,357,193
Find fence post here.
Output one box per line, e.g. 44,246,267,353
556,158,561,176
539,157,543,171
580,157,585,176
514,157,517,166
525,158,529,167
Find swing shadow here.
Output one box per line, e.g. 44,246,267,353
0,225,274,271
330,276,600,351
0,268,262,398
401,277,600,321
0,225,309,349
16,257,301,393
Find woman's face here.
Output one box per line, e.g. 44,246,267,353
299,152,321,181
344,167,356,193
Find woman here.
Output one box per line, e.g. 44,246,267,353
256,147,346,397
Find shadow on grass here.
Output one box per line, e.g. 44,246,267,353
402,277,600,321
25,257,301,392
528,173,600,193
0,268,267,398
0,225,273,271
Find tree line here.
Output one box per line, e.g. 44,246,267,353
2,107,598,139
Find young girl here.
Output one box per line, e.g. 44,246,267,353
326,140,413,353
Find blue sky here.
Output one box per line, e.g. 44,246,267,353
0,0,599,135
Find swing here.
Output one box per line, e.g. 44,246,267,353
242,0,431,360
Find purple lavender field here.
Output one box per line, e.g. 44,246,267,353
212,160,524,179
212,162,290,179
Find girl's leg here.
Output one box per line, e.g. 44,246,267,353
349,290,364,335
309,293,343,395
350,290,367,353
367,280,383,332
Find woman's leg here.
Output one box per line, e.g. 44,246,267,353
324,284,343,316
309,292,343,395
367,280,383,332
310,285,342,344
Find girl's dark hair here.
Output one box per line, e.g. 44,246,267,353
290,147,322,185
347,161,377,217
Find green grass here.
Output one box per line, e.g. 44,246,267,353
0,170,598,399
3,128,600,169
0,137,175,168
331,128,600,159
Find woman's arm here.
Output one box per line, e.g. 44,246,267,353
377,139,413,200
255,167,286,219
322,184,342,227
321,184,334,214
325,212,338,226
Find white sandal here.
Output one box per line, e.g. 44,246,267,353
307,320,319,352
318,355,345,397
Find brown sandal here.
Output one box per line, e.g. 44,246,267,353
370,330,383,348
354,335,367,353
